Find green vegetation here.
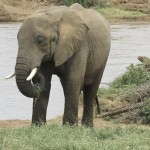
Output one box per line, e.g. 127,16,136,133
56,0,149,21
1,125,150,150
99,64,150,100
1,0,150,21
141,101,150,124
111,64,150,88
96,7,147,20
98,62,150,124
56,0,100,7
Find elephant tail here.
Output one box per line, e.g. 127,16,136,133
95,95,100,114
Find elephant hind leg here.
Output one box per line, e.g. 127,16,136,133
82,67,105,127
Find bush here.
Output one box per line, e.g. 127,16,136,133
110,64,150,88
140,101,150,124
99,63,150,124
122,81,150,102
56,0,101,7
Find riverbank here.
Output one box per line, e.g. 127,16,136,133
0,104,149,129
0,104,113,129
0,0,150,22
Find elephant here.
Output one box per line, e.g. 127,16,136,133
6,3,111,127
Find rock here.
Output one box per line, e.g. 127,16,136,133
0,2,11,21
137,56,150,70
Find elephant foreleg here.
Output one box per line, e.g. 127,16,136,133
32,62,52,126
62,79,82,126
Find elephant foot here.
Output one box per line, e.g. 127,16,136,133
63,115,78,126
82,118,93,127
32,114,47,127
32,120,46,127
63,121,78,127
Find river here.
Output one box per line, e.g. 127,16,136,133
0,22,150,120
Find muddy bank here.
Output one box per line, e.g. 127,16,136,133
0,0,150,22
1,112,150,130
0,118,117,129
0,105,128,129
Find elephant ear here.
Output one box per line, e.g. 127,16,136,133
54,10,89,67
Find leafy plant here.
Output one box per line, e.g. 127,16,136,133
110,64,150,88
140,100,150,124
56,0,100,7
97,0,108,8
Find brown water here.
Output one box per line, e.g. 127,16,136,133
0,22,150,120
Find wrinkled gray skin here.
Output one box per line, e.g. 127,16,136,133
15,4,111,126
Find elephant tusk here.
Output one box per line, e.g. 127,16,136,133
26,68,38,81
5,72,15,79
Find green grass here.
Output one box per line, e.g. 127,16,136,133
96,7,147,20
1,125,150,150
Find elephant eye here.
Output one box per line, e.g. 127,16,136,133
51,38,55,42
36,36,46,45
51,36,57,43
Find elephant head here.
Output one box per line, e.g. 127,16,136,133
6,8,89,98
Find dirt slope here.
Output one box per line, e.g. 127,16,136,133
0,0,54,21
112,0,150,14
0,0,150,22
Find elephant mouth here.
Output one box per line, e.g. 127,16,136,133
15,67,46,98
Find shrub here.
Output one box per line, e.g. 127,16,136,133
140,101,150,124
56,0,101,7
122,81,150,102
110,64,150,88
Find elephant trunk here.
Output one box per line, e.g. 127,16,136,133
15,55,39,98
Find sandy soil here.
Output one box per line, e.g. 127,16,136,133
0,102,113,129
0,105,108,129
0,118,115,129
1,115,150,130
